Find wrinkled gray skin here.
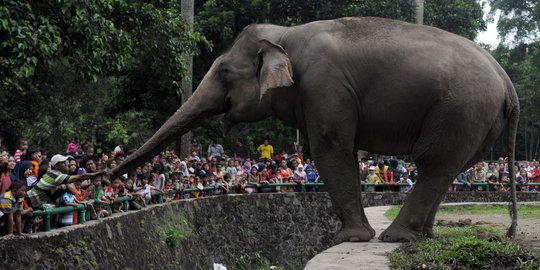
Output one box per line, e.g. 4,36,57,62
112,17,520,243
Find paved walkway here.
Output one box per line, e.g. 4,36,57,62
303,205,400,270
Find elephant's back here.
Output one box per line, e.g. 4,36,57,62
292,17,512,155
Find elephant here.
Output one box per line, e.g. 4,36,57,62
111,17,519,243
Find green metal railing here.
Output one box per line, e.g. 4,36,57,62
33,196,131,231
453,182,540,191
31,181,540,232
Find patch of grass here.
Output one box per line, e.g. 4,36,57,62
388,226,540,269
158,227,192,247
384,205,401,220
385,204,540,220
156,211,194,248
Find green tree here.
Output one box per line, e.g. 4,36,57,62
0,1,205,153
488,0,539,44
424,0,486,40
487,0,540,160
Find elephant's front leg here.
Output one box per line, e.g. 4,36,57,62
310,140,375,243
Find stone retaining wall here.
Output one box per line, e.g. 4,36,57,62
1,192,538,270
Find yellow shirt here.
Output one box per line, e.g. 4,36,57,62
257,144,274,159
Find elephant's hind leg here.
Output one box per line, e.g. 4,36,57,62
379,115,483,242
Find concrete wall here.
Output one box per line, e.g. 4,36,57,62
1,192,538,270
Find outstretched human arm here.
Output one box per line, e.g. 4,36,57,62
66,171,107,184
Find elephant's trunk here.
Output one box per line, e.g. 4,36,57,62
111,68,226,176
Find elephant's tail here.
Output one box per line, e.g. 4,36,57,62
505,83,520,238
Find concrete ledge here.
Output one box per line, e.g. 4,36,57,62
0,192,538,269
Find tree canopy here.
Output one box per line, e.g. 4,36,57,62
487,0,540,160
0,0,205,152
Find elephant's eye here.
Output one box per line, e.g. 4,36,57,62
219,65,231,77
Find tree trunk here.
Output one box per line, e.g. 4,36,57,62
415,0,424,25
199,121,235,155
529,127,535,161
533,134,540,159
524,122,528,161
180,0,194,159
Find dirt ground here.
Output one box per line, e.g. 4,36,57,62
435,213,540,252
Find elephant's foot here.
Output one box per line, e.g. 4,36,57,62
333,223,374,244
378,222,421,242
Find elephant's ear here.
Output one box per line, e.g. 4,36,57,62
257,40,294,99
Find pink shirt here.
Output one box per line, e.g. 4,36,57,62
67,143,80,153
14,150,24,162
1,173,12,194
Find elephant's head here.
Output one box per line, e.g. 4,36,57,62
112,25,294,175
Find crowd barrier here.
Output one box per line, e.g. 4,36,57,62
32,182,540,232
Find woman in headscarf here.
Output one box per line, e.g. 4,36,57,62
178,161,190,177
293,164,307,184
11,160,35,188
242,160,252,174
26,148,42,178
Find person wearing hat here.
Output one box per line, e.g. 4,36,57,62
26,154,105,209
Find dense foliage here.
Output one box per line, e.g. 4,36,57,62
487,0,540,160
0,0,205,152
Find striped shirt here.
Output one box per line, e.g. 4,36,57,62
0,191,23,215
27,170,73,209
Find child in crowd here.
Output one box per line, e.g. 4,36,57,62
206,174,216,187
487,175,504,192
365,166,382,192
366,166,383,184
497,174,509,192
87,176,110,218
123,178,144,210
306,167,319,192
0,180,29,238
148,174,162,204
106,178,125,213
235,172,247,193
280,177,295,193
516,169,530,192
399,172,414,193
162,179,174,202
215,177,229,195
58,186,80,226
225,159,238,186
258,167,271,185
192,176,204,198
136,174,152,206
71,180,95,222
181,176,191,199
244,168,258,194
13,139,28,163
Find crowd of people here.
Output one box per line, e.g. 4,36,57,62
1,137,539,238
358,157,540,193
0,138,318,238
